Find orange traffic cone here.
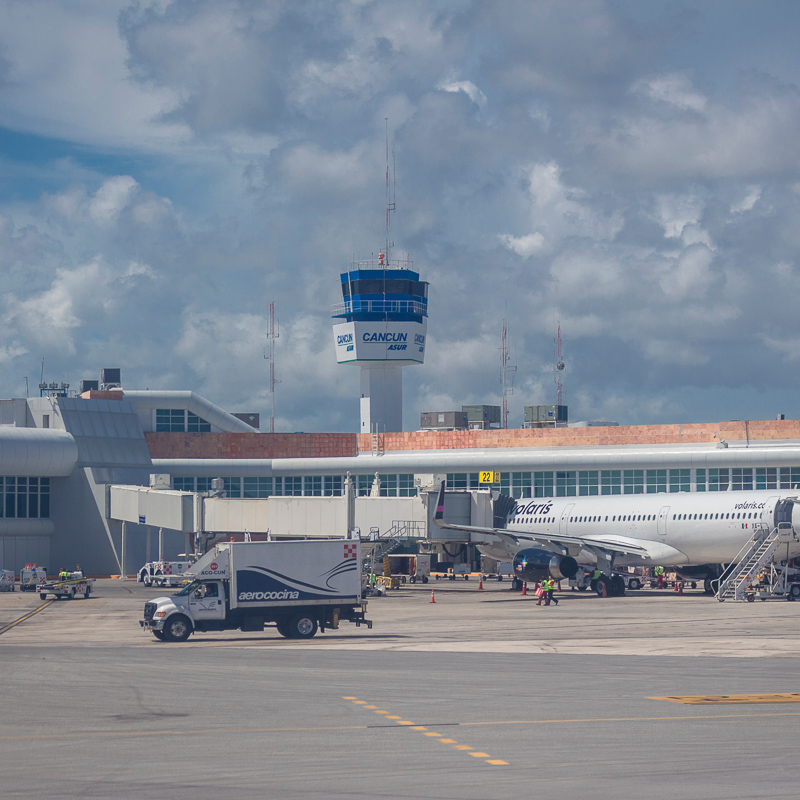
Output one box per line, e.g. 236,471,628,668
522,582,527,596
430,589,436,603
478,577,483,590
602,580,608,598
673,581,678,592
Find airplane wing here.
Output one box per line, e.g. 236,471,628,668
432,482,687,563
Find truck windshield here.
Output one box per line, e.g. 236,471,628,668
174,580,200,597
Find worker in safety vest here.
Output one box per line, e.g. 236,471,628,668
540,577,552,606
547,576,559,606
655,565,665,589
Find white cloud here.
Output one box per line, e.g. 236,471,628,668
633,72,707,112
438,80,487,110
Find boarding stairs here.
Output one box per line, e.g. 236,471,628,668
362,520,426,567
716,522,793,602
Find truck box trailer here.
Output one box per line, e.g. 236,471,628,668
140,539,372,642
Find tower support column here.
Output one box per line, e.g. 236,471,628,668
360,365,402,433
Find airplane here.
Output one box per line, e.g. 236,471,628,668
432,482,800,596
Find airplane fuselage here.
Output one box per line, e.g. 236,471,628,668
476,489,800,567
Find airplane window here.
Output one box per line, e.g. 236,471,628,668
605,516,608,521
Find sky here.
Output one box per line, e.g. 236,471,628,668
2,0,800,432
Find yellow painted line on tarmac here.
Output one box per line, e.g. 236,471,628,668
0,600,55,636
651,693,800,705
344,696,508,766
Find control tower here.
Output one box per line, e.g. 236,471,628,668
332,252,428,433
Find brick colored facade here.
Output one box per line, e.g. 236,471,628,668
144,419,800,460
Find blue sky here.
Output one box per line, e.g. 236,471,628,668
2,0,800,431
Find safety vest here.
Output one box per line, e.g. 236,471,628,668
592,569,602,579
544,578,554,591
654,566,665,576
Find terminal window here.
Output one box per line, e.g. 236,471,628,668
731,468,753,492
669,469,690,493
324,475,343,496
780,467,800,489
0,477,50,519
756,468,778,490
556,471,577,497
623,470,644,494
601,471,621,495
578,471,599,496
534,471,555,497
646,470,667,493
512,473,532,499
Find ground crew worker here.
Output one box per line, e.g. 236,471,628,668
591,567,602,591
655,565,665,589
547,577,559,606
543,577,554,606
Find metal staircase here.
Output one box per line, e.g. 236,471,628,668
716,522,793,602
361,520,426,568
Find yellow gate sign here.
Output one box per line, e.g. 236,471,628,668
479,471,498,484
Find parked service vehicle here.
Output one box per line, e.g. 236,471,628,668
0,569,14,592
137,559,194,588
140,539,372,642
38,571,94,600
19,566,47,592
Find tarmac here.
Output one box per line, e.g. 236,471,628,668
2,579,800,798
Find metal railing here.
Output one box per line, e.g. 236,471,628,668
331,299,428,317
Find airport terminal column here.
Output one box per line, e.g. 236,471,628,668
119,521,127,580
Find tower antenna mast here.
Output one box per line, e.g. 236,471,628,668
384,118,395,266
500,318,517,429
555,320,565,406
264,300,280,434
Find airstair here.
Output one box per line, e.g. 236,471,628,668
362,520,426,567
716,522,794,602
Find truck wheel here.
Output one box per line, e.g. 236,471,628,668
276,620,292,638
164,615,192,642
410,576,416,584
152,631,166,641
791,584,800,599
289,613,318,639
39,593,47,600
83,588,91,599
628,578,641,591
422,576,428,584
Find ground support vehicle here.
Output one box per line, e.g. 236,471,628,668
745,564,800,602
38,572,94,600
376,574,405,589
140,539,372,642
385,554,430,584
19,566,47,592
137,559,194,588
0,569,14,591
480,557,513,582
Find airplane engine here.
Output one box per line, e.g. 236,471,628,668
512,548,579,583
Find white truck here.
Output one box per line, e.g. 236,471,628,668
140,539,372,642
137,559,194,588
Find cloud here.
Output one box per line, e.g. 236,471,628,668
438,80,487,110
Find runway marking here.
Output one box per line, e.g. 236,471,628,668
344,696,508,766
651,693,800,705
0,601,55,636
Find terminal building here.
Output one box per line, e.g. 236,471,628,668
3,372,800,576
